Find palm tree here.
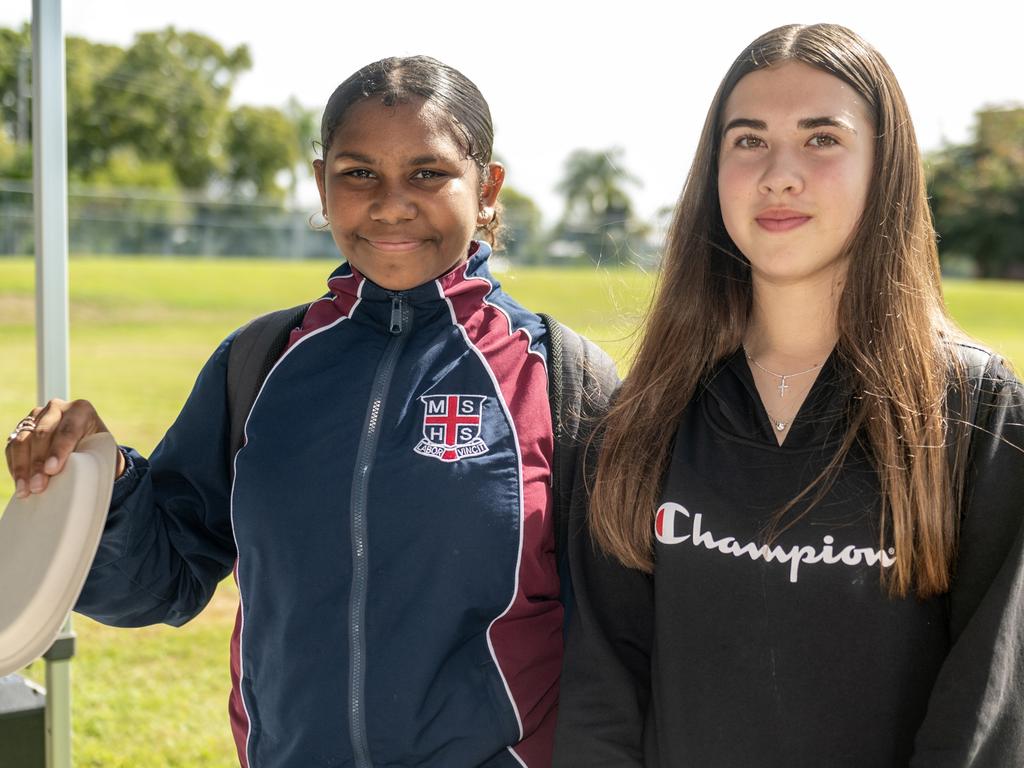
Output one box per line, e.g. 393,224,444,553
555,147,642,263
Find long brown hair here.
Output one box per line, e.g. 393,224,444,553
589,23,969,598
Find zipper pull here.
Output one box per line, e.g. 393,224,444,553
389,296,405,335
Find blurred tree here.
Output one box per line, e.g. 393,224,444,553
284,95,318,200
94,27,251,189
554,146,643,263
498,185,544,263
2,30,129,180
0,25,32,146
0,24,341,258
0,130,32,179
83,146,178,189
225,105,299,201
0,25,253,190
929,106,1024,278
66,35,128,179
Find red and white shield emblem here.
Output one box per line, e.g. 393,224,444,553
414,394,489,463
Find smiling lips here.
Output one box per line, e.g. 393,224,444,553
363,238,427,253
755,209,812,232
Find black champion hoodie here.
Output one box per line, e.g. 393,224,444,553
554,346,1024,768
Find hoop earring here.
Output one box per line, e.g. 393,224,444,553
308,210,330,231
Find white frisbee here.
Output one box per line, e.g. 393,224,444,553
0,432,118,676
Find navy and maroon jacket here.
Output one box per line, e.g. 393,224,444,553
76,242,569,767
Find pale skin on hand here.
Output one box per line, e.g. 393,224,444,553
4,399,126,499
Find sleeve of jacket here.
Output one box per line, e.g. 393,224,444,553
553,435,654,767
74,334,239,628
911,355,1024,766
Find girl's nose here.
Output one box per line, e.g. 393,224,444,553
758,149,804,197
369,188,417,223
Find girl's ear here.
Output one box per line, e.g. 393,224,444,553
477,162,505,225
313,158,328,215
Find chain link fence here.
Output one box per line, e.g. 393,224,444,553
0,178,337,259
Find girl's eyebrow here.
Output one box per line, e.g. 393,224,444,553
331,151,374,163
722,118,766,135
798,116,857,133
721,116,857,136
329,152,448,166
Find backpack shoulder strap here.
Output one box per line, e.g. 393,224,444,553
541,315,572,557
539,313,619,558
954,344,993,426
945,343,995,501
226,303,310,469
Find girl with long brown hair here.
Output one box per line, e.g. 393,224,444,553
553,23,1024,767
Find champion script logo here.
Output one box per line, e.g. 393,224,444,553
655,502,896,583
414,394,490,463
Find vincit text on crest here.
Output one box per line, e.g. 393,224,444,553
414,394,490,463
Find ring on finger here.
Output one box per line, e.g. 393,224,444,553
6,416,37,443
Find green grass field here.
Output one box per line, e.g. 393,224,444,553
0,256,1022,767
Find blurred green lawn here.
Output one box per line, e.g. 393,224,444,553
0,256,1021,767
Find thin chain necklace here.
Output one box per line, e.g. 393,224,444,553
743,348,824,398
763,407,792,433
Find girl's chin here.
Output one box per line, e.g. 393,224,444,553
748,257,849,287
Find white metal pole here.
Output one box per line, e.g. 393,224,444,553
31,1,74,766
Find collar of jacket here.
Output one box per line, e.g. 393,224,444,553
323,240,500,332
698,347,855,451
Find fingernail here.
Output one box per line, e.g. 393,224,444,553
44,456,59,474
29,474,45,493
15,479,27,497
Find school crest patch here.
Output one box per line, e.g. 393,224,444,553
414,394,489,463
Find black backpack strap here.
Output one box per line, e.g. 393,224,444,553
539,313,619,558
226,303,310,470
541,315,572,558
956,344,993,430
945,344,995,511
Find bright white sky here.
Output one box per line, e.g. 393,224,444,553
3,1,1020,223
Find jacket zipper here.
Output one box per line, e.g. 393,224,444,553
349,293,411,767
